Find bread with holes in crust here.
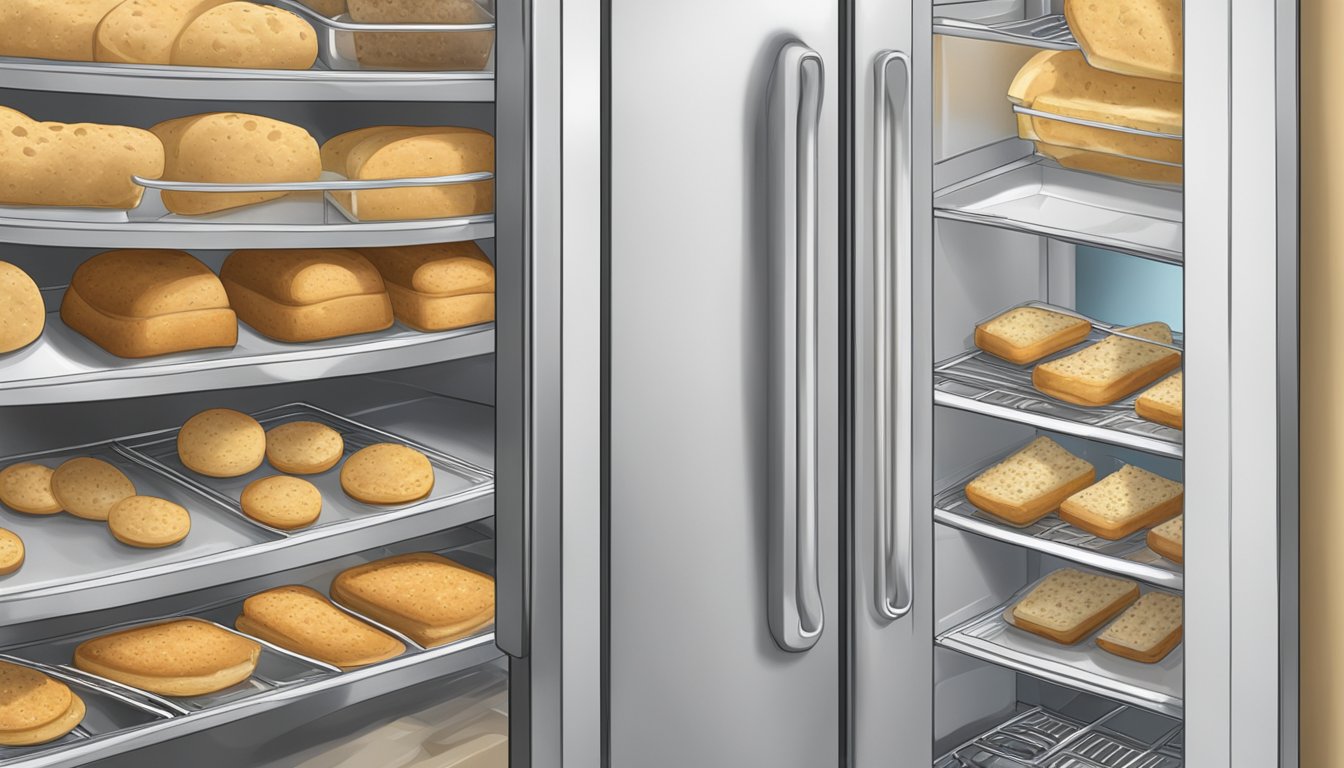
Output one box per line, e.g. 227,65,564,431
1060,464,1183,540
1146,514,1183,564
964,436,1095,526
974,306,1091,365
74,618,260,697
1011,568,1139,645
331,553,494,648
1096,591,1183,663
1136,372,1183,429
1032,322,1181,406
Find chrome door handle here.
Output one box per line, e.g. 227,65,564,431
767,40,825,653
874,51,914,621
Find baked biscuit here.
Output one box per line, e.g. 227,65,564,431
0,528,23,575
108,496,191,548
178,408,266,479
265,421,344,475
0,660,85,746
0,463,62,515
236,585,405,669
51,457,136,521
0,261,44,354
340,443,434,505
74,618,260,697
240,476,321,530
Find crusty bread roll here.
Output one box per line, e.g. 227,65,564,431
236,585,405,669
60,250,238,358
74,618,260,697
172,3,318,69
221,248,394,342
0,660,85,746
95,0,232,64
0,0,126,62
0,107,164,209
322,126,494,221
331,552,495,648
357,242,495,331
151,112,320,215
348,0,493,71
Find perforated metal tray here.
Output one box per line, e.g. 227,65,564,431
934,704,1183,768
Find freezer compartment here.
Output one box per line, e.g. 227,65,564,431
935,158,1182,264
935,701,1183,768
936,566,1183,718
0,391,493,626
934,302,1183,458
934,425,1183,589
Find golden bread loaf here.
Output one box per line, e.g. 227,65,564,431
236,585,405,669
964,436,1096,527
74,618,260,697
172,2,318,69
0,0,126,62
331,552,494,647
347,0,494,71
0,261,45,354
322,126,494,221
1064,0,1182,83
358,242,496,331
95,0,233,64
221,249,394,342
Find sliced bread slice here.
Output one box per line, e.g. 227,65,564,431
1032,322,1181,406
1011,568,1139,645
1136,372,1183,429
963,436,1096,526
1059,464,1183,540
1146,514,1183,564
1096,591,1183,663
974,306,1092,365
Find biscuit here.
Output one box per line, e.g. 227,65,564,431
265,421,344,475
0,528,23,575
0,463,62,515
108,496,192,548
331,552,495,648
240,476,321,531
51,457,136,521
235,585,405,669
177,408,266,479
74,618,260,697
340,443,434,505
0,660,85,746
0,261,44,355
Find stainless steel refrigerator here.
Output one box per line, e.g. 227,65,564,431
608,0,1298,766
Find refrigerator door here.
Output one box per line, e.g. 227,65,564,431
607,3,840,765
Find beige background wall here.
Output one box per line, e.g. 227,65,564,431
1301,1,1338,764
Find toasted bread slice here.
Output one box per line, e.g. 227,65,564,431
1147,514,1183,564
331,553,494,648
1011,568,1139,645
1096,591,1183,663
74,618,260,697
974,306,1092,365
1136,372,1183,429
1060,464,1183,540
964,436,1096,526
1032,322,1181,406
236,585,405,670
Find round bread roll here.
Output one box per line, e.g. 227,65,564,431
340,443,434,505
108,496,192,548
0,463,62,515
0,261,44,355
178,408,266,478
265,421,344,475
51,457,136,521
240,476,321,530
0,660,85,746
0,529,23,575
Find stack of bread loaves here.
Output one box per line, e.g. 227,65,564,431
0,0,318,69
299,0,495,71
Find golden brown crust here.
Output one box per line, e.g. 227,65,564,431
0,529,23,575
331,552,494,647
265,421,344,475
172,3,318,70
321,126,494,221
60,285,238,359
50,457,136,521
1013,584,1139,645
973,323,1090,366
0,261,45,355
0,660,83,746
1096,626,1182,663
356,242,495,296
220,249,386,305
224,279,394,342
177,408,266,479
236,585,404,669
0,0,127,62
74,619,260,696
0,463,63,515
339,444,434,505
384,285,494,332
1061,490,1183,541
1147,527,1183,564
965,471,1095,527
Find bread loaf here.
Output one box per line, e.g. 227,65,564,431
74,619,260,697
0,107,164,209
974,306,1091,365
0,660,85,746
1136,372,1183,429
1032,322,1181,406
172,3,318,69
357,242,495,331
348,0,493,71
221,249,394,341
322,126,494,221
152,112,319,215
1095,591,1183,663
1036,143,1183,186
1146,514,1183,564
1065,0,1182,83
0,261,45,355
963,436,1095,526
0,0,126,61
297,0,347,15
60,250,238,358
236,585,405,669
1010,51,1182,166
1011,568,1139,645
95,0,232,64
331,552,495,647
1059,464,1183,540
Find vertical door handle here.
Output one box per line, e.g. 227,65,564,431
874,51,914,621
767,41,825,653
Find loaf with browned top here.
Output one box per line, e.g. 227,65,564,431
221,248,394,341
322,126,494,221
357,242,495,331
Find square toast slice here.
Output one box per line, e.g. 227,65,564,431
1032,322,1181,406
1096,591,1183,663
974,306,1092,365
1146,514,1183,564
1011,568,1139,645
1136,372,1183,429
963,436,1096,526
1059,464,1183,540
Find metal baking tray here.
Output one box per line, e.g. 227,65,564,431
933,14,1079,49
121,403,492,537
934,433,1183,590
935,704,1183,768
936,569,1184,718
0,287,494,408
934,157,1183,265
934,302,1184,459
